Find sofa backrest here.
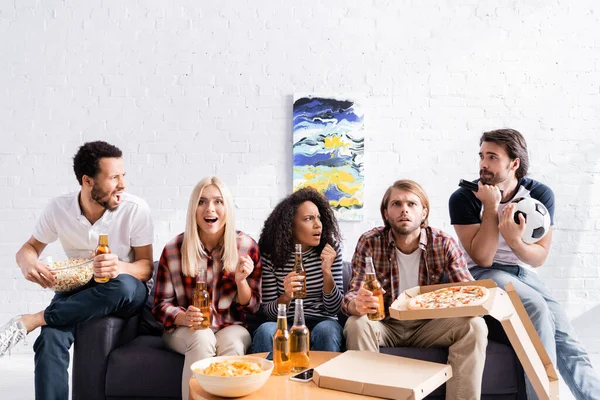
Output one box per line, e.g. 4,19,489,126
342,260,352,292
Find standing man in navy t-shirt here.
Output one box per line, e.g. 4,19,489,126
449,128,600,400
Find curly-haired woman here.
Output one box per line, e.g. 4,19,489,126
252,187,344,353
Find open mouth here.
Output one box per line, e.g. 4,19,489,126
204,217,218,224
313,233,322,239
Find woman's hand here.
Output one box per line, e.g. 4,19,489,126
234,255,254,283
320,244,336,275
184,305,205,330
283,272,305,299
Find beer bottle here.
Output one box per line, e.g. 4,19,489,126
363,257,385,321
289,299,310,372
192,268,211,329
272,304,291,375
94,234,111,283
291,244,306,299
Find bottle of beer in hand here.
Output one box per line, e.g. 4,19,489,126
94,234,111,283
272,304,291,375
290,299,310,372
363,256,385,321
192,268,211,329
291,244,306,299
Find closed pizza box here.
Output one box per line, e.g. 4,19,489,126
312,350,452,400
389,280,558,400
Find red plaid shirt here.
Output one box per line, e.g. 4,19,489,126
342,226,472,317
153,231,261,332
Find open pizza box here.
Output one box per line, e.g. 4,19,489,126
312,350,452,400
389,279,559,400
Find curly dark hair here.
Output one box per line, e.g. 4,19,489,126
73,141,123,185
258,187,342,268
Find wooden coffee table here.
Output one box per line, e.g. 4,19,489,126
189,351,380,399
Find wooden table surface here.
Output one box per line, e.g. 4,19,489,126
189,351,381,399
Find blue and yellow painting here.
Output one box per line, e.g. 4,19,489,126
293,95,365,221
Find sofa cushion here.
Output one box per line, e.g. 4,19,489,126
380,340,523,397
106,335,183,398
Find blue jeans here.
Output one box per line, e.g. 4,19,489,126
471,264,600,400
33,274,147,400
252,318,343,353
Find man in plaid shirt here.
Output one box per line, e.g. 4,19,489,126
343,180,487,400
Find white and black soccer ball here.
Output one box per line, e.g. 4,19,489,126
511,197,551,244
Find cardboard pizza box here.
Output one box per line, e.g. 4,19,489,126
389,279,502,320
389,279,558,400
312,350,452,400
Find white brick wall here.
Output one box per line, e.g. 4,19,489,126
1,0,599,354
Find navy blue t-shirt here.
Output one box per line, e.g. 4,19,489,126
448,177,555,268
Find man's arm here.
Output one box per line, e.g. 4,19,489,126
454,221,498,267
120,245,153,281
443,236,474,282
342,238,380,317
453,183,502,267
507,229,552,267
94,244,153,282
15,236,54,288
499,202,553,267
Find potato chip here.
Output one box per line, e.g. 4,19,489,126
198,360,263,377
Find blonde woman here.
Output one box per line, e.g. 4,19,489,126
152,176,261,400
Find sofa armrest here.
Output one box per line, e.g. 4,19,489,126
72,315,140,400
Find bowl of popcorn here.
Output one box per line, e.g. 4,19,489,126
190,355,274,397
43,256,94,293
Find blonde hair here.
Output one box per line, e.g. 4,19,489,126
181,176,238,277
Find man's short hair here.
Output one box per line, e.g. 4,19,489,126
73,141,123,185
380,179,430,229
480,129,529,179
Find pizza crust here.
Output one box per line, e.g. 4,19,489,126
407,285,490,310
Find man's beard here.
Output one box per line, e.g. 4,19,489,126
389,219,420,236
479,168,510,185
91,185,118,211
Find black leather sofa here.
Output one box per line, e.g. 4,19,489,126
72,262,525,400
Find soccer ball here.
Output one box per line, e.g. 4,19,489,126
511,197,551,244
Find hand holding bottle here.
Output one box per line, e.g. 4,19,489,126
283,272,305,299
355,257,386,320
353,287,383,316
92,253,120,281
184,305,205,330
94,234,118,283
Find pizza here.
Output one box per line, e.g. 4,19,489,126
407,285,490,310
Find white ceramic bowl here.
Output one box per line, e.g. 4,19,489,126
190,355,274,398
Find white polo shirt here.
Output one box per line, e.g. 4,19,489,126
33,192,154,262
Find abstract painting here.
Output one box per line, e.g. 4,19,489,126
293,94,365,221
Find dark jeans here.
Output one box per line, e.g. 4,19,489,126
34,274,147,400
251,317,344,353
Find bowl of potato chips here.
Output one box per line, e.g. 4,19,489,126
190,355,274,397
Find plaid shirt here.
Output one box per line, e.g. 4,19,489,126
153,231,261,332
342,226,472,317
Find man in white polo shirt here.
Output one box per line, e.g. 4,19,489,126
0,141,153,400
